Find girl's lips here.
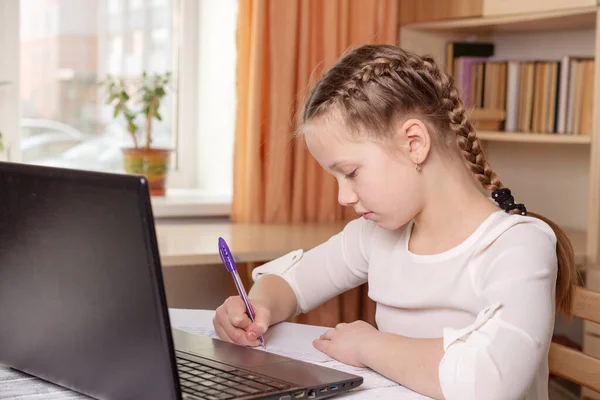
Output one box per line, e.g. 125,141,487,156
362,212,373,220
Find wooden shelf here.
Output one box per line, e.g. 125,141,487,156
477,131,592,144
404,6,597,33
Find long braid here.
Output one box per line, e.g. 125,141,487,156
445,83,503,191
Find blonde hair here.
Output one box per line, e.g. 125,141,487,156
302,44,577,314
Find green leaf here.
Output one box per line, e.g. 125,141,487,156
155,111,162,121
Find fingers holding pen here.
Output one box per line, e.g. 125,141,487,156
213,296,261,347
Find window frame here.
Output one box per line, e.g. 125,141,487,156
168,0,199,189
0,0,20,163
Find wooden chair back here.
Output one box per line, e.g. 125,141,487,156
549,286,600,393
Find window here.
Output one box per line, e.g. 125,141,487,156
129,0,143,10
108,0,122,14
108,36,123,74
19,0,176,174
0,0,237,209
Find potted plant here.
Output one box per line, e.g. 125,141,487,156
99,71,173,196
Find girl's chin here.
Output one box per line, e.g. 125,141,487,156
372,217,404,231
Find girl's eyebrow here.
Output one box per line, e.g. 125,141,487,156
329,160,358,171
328,161,348,171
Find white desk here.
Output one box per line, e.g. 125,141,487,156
0,309,429,400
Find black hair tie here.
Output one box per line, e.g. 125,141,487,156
492,188,527,216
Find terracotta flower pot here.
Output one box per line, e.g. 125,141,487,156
121,148,171,196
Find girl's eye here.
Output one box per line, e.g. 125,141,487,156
344,169,357,179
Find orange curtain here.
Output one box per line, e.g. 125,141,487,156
232,0,399,327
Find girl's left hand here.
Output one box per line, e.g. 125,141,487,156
313,320,379,367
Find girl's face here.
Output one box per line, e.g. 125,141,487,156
304,114,425,231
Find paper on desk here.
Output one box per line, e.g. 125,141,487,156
169,309,333,363
261,322,332,363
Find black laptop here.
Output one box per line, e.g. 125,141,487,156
0,162,363,400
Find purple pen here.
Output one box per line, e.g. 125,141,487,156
218,237,266,348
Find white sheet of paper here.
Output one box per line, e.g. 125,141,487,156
169,308,217,335
259,322,332,363
169,309,333,363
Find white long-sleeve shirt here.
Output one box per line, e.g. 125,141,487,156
252,210,558,400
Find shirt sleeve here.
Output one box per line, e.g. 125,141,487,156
251,217,376,315
438,220,558,400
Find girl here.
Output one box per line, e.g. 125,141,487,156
213,44,577,400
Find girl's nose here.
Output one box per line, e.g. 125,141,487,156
338,185,358,206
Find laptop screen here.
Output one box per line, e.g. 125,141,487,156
0,162,180,400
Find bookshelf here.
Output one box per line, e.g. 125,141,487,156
399,1,600,397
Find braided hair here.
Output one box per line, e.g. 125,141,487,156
301,44,576,314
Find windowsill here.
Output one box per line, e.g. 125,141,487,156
150,189,231,218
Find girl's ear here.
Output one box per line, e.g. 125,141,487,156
397,119,432,165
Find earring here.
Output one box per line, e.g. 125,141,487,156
415,163,422,172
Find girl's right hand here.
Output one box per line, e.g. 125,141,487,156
213,296,271,347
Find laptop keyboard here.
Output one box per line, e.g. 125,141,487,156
176,354,293,400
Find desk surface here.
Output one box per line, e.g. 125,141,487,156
155,221,347,267
0,309,428,400
155,221,587,268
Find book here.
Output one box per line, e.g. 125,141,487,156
505,61,520,132
454,56,489,107
445,41,495,76
557,56,571,134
